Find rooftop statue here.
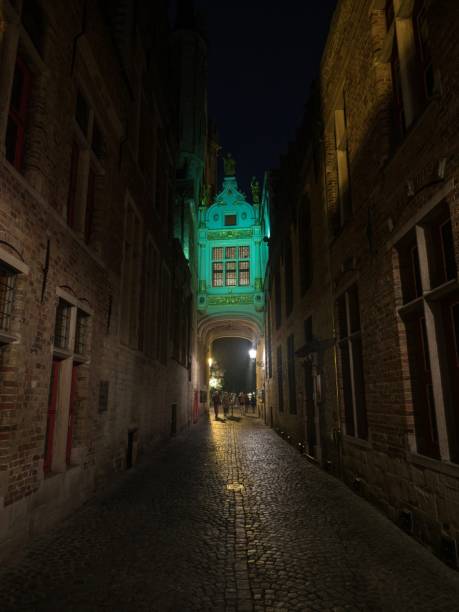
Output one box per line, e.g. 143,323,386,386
223,152,236,177
250,177,260,204
201,183,211,207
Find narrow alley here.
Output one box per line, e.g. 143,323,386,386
1,415,459,612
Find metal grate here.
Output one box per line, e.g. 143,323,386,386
225,261,237,286
212,262,223,287
54,299,71,349
0,262,16,331
75,309,89,354
212,247,223,261
239,260,250,286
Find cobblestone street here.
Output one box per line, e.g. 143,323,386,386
1,415,459,612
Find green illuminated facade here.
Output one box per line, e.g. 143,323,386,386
197,173,270,331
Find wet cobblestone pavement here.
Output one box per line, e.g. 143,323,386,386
1,415,459,611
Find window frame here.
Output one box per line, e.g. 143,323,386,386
5,55,32,172
395,201,459,463
336,283,368,440
211,244,250,288
0,246,29,345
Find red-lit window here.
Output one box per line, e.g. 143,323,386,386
6,57,32,172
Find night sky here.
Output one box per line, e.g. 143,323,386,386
212,338,256,393
192,0,337,194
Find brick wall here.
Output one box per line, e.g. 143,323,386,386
0,0,204,556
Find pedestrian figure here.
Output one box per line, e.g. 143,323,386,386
212,391,220,420
223,392,229,418
250,392,256,414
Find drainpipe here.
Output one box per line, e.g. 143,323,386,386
319,120,343,480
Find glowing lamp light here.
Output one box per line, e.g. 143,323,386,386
208,357,213,367
248,348,257,360
209,377,219,388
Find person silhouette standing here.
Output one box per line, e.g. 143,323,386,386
212,391,220,420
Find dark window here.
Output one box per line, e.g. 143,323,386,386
91,121,105,159
385,0,394,30
21,0,45,54
398,231,422,304
413,0,434,101
85,167,96,243
75,91,89,135
304,316,313,344
287,334,297,414
285,235,294,316
224,215,237,226
54,299,72,349
398,205,459,462
0,262,16,332
298,196,313,295
6,57,32,172
67,142,80,229
431,213,457,288
334,105,352,226
75,309,89,355
277,345,284,413
274,262,282,329
390,38,406,146
405,314,439,458
443,296,459,462
337,285,368,439
266,303,273,379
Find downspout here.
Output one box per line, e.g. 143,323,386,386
319,119,343,480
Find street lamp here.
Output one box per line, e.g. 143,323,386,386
248,348,257,360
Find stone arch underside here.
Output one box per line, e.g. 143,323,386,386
198,314,262,348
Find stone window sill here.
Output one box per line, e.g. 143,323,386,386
407,452,459,478
342,434,372,450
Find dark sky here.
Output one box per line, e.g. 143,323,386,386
192,0,337,194
212,338,256,392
